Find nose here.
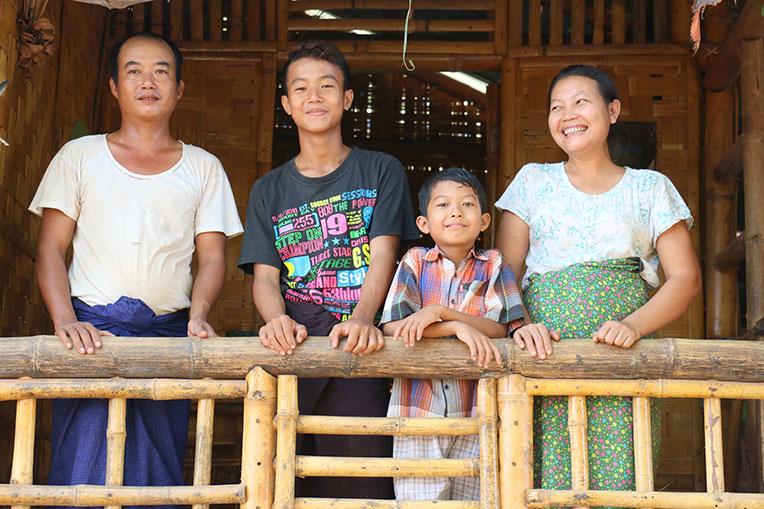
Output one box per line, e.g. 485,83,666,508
450,205,463,217
307,85,321,102
141,72,156,88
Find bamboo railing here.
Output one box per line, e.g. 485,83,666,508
2,336,764,507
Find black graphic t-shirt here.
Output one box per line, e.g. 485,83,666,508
238,147,418,319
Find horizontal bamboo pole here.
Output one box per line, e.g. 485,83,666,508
295,456,479,478
525,378,764,399
0,484,244,506
295,499,479,508
296,415,478,435
714,234,746,272
4,337,764,382
0,378,246,400
287,19,494,32
526,489,764,508
288,0,493,9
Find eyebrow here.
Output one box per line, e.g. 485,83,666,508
289,75,339,85
124,61,171,68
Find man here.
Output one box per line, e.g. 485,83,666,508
29,32,242,503
238,41,418,499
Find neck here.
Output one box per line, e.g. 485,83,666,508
112,120,175,149
438,244,473,267
565,148,619,177
295,130,350,176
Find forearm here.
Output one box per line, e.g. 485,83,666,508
351,263,394,323
438,306,509,338
252,274,287,322
624,273,701,337
36,248,77,327
189,259,225,321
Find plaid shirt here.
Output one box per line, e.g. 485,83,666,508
382,246,525,418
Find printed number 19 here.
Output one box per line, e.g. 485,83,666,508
321,213,347,236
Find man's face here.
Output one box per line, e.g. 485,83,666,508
280,57,353,135
109,37,184,121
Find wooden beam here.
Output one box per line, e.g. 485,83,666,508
3,337,764,382
286,19,494,32
288,0,493,9
714,234,746,273
408,72,487,106
713,135,746,182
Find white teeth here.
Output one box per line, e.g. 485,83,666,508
563,126,587,136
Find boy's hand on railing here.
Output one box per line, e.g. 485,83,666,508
392,304,443,347
593,319,641,348
512,323,559,360
258,314,308,355
454,322,502,368
53,320,112,355
329,318,385,355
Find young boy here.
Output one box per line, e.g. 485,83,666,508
381,167,529,501
238,41,418,499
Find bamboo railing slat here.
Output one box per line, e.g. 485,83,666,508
296,456,479,478
498,375,533,508
104,397,126,509
632,396,653,508
190,2,204,41
704,397,725,493
478,378,499,509
192,398,215,509
633,0,647,43
568,396,589,509
526,489,764,508
210,0,223,41
525,378,764,399
593,0,605,45
241,368,277,509
295,499,480,509
170,0,183,41
549,0,563,46
230,0,243,41
0,377,246,401
246,0,260,41
612,0,626,44
10,397,35,509
528,0,541,46
570,0,586,46
0,484,244,506
274,375,298,509
296,415,479,436
505,0,520,49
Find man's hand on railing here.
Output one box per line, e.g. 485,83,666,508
593,319,641,348
329,318,385,355
187,316,218,339
512,323,559,360
258,314,308,355
453,322,502,368
54,320,112,355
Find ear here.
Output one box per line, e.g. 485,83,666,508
343,88,354,111
608,98,621,124
281,94,292,116
479,212,491,232
176,79,186,100
415,215,430,235
109,77,118,98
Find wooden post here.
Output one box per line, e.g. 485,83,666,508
247,0,261,41
105,397,127,509
528,0,541,46
273,375,298,509
570,0,585,45
498,375,532,509
549,0,563,45
612,0,626,44
190,1,204,41
241,367,277,509
486,83,500,245
10,398,36,509
704,397,725,493
170,0,184,40
230,0,243,41
504,0,519,49
632,397,654,506
568,396,589,509
498,58,517,194
277,0,287,51
478,378,499,509
592,0,604,45
210,0,223,41
193,398,215,509
671,0,690,45
633,0,647,44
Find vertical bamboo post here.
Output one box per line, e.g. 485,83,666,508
210,0,223,41
671,0,690,45
549,0,563,45
170,0,184,41
192,398,215,509
633,396,654,507
10,398,36,509
503,0,518,49
241,367,277,509
528,0,541,46
478,378,499,509
568,396,589,509
498,58,517,194
592,0,604,45
704,398,725,493
612,0,626,44
230,0,243,41
570,0,585,45
105,397,127,509
633,0,647,43
498,375,533,509
277,0,288,51
247,0,261,41
265,0,277,42
273,375,298,509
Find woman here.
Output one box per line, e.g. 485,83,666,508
496,65,701,506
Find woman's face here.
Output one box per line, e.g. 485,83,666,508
547,75,620,158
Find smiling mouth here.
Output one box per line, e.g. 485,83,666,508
563,126,588,136
138,96,160,102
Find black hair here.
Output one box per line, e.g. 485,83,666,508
547,64,619,106
417,167,488,216
280,40,351,94
109,32,183,84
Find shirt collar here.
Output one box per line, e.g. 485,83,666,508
422,245,490,263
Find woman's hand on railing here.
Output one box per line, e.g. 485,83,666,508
453,322,502,368
258,314,308,355
328,318,385,355
512,323,559,360
592,319,641,348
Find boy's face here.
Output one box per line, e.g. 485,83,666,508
281,57,353,136
416,180,490,251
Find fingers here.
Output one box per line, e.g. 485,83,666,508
516,328,537,358
550,329,561,341
55,328,73,350
329,323,343,349
344,324,362,353
489,341,502,366
295,324,308,344
538,324,553,358
59,323,99,355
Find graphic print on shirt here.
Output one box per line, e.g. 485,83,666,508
273,187,377,318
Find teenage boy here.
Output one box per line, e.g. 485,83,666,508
238,41,418,499
30,32,242,502
381,168,543,500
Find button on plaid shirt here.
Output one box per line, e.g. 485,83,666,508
381,246,525,418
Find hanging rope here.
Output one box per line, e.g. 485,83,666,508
402,0,415,71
